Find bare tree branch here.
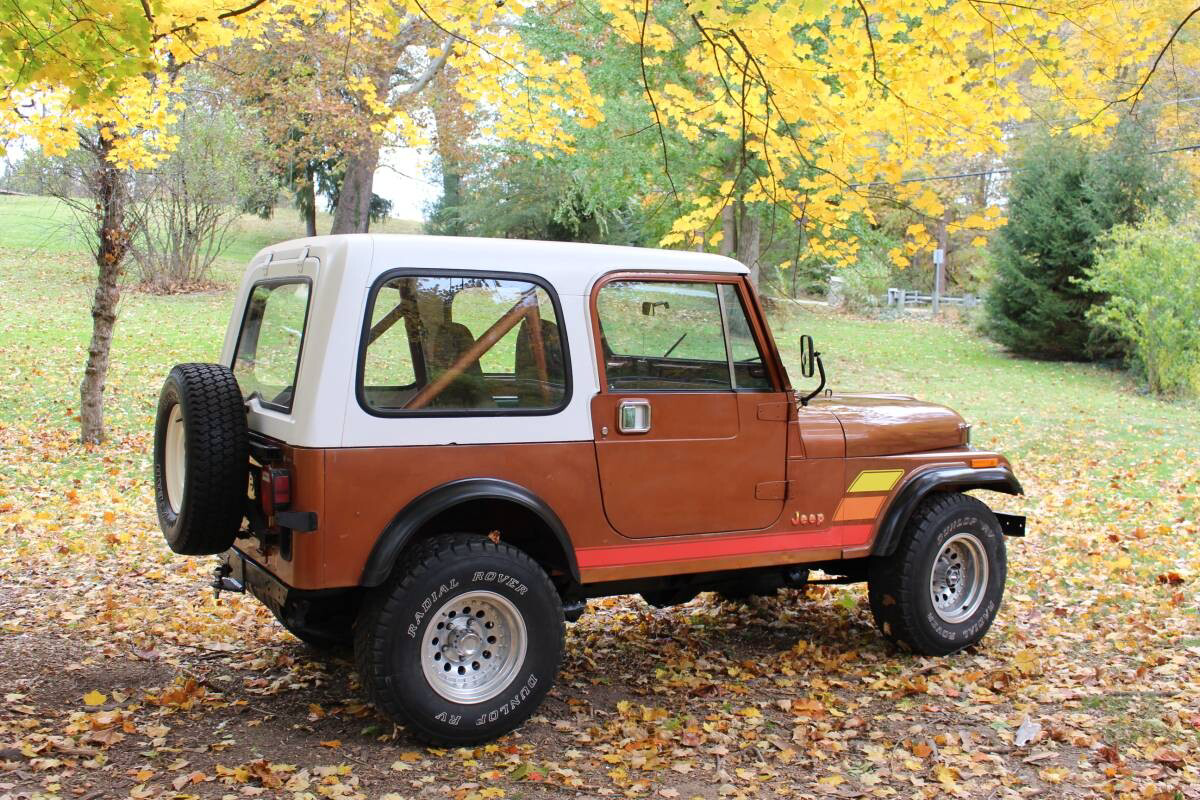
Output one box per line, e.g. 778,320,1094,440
397,36,453,96
1128,4,1200,113
855,0,882,87
638,0,677,199
151,0,270,41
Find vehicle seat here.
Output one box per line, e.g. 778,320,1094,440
514,318,564,407
427,322,495,409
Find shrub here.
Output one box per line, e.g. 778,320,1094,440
129,90,269,291
984,124,1184,359
1084,214,1200,396
840,254,892,312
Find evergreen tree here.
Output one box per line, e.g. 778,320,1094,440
985,124,1182,359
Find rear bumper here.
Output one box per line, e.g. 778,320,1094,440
220,547,289,616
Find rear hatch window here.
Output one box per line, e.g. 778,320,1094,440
232,280,311,411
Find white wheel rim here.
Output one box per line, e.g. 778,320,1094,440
420,590,527,704
929,532,989,624
164,404,186,514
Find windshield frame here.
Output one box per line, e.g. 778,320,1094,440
230,276,313,414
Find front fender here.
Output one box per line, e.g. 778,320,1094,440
870,466,1023,557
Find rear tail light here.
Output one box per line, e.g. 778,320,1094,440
260,466,292,516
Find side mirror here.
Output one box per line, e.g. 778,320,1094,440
641,301,669,316
799,334,816,378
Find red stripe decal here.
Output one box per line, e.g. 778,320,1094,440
576,524,873,569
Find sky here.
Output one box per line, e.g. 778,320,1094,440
0,135,443,224
374,146,441,222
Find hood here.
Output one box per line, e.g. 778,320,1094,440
811,393,968,458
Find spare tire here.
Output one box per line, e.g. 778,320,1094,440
153,363,249,555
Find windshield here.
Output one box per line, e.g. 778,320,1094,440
232,280,311,411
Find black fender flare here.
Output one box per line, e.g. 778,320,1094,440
870,466,1024,557
359,478,579,586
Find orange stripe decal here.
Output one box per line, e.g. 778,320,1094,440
833,495,886,522
575,524,873,569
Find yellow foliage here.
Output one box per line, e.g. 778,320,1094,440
588,0,1199,262
2,0,1197,263
0,0,601,169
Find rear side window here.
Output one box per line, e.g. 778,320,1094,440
232,280,311,411
596,281,731,391
359,273,568,415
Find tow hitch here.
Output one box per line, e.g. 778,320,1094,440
212,561,245,598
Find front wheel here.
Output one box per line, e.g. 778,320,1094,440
354,535,564,745
868,493,1006,656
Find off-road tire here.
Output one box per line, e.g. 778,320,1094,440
868,492,1006,656
354,534,564,745
153,363,248,555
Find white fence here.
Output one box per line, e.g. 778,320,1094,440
886,288,980,309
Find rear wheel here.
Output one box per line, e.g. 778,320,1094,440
355,535,563,745
868,493,1006,656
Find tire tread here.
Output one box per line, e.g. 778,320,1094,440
154,363,248,555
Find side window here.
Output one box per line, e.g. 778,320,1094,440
596,281,731,391
719,284,774,390
360,274,567,414
232,280,311,411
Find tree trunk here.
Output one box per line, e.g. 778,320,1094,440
80,132,130,444
302,164,318,237
330,146,379,234
719,202,737,257
442,170,462,213
740,208,762,289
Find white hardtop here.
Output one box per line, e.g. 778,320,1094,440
227,234,750,448
245,233,748,296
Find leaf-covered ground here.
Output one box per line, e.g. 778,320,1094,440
1,219,1198,799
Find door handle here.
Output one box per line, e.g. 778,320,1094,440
617,398,651,434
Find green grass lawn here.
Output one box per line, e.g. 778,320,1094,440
0,193,421,264
0,193,1196,464
770,304,1200,469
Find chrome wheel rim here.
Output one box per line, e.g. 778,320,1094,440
929,532,988,624
420,590,526,704
164,404,186,514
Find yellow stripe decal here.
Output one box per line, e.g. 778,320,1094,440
848,469,904,493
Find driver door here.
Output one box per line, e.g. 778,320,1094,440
591,276,789,538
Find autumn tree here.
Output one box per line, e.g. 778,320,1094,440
0,1,280,443
0,0,599,442
583,1,1200,270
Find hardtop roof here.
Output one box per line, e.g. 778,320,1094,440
248,233,748,295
